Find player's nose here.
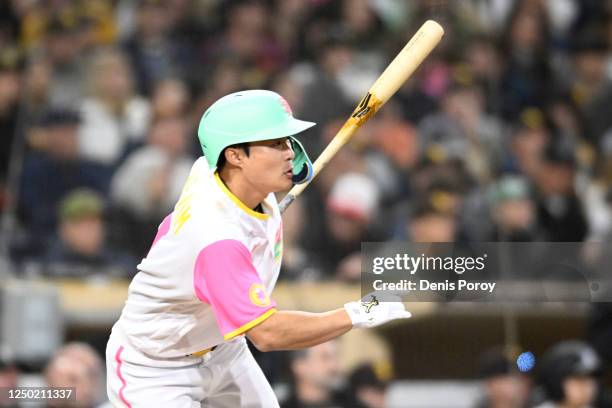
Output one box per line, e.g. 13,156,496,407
285,139,295,160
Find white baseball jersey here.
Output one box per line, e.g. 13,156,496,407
113,157,283,360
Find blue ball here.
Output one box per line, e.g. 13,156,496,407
517,351,535,372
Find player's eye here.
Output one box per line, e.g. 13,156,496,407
274,139,288,148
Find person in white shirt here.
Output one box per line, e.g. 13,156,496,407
111,116,193,220
105,90,410,407
78,49,150,166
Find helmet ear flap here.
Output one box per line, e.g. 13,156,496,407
288,137,313,184
292,159,313,184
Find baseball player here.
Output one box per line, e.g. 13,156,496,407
105,90,411,407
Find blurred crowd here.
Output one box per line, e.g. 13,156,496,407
0,0,611,279
0,0,611,406
1,338,610,407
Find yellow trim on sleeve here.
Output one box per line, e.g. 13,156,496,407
191,347,213,357
223,308,277,340
214,172,270,220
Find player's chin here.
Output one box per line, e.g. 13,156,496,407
275,174,294,192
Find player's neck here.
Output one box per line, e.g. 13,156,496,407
218,169,266,211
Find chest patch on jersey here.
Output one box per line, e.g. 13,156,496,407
273,225,283,261
249,283,271,307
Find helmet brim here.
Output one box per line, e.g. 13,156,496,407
249,117,316,141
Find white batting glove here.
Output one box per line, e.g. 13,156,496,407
344,293,411,328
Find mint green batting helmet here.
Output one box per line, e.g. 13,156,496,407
197,90,316,184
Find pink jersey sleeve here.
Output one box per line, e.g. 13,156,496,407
193,239,277,340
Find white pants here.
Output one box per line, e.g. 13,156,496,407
106,330,279,407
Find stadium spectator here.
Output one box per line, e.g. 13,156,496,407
122,0,186,96
44,342,111,408
297,119,370,266
77,48,150,167
569,30,612,145
42,189,134,278
582,135,612,241
335,251,362,283
407,200,457,243
312,119,368,198
316,172,381,274
365,105,420,207
109,116,193,256
462,34,504,115
346,363,388,408
18,109,110,253
283,340,349,408
150,78,190,121
191,57,245,126
271,0,312,62
279,198,324,281
498,1,555,121
474,347,530,408
333,0,388,102
507,109,550,178
300,36,354,157
21,57,52,121
533,341,606,408
43,17,87,110
19,1,116,51
488,175,541,242
418,82,504,184
199,1,284,89
533,142,588,242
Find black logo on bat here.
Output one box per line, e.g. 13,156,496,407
352,93,372,119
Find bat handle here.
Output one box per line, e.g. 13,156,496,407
278,193,295,214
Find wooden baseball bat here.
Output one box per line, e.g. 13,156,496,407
279,20,444,213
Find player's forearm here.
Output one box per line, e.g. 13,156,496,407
247,309,352,351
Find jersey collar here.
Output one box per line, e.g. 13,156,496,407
214,172,270,221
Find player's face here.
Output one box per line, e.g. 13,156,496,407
243,137,295,193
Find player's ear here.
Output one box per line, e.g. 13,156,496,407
224,146,246,168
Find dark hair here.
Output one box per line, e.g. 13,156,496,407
478,347,512,379
217,143,250,171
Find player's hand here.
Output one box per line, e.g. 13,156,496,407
344,293,411,329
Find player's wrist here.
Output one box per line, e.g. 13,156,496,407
344,300,375,328
337,307,355,328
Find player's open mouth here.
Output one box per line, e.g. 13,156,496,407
284,170,293,178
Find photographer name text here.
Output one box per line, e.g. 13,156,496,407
372,279,496,293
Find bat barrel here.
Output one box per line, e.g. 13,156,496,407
279,20,444,213
370,20,444,105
